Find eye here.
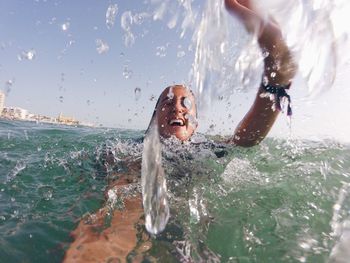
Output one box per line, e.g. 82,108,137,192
182,97,192,110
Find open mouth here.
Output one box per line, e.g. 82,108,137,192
169,119,185,126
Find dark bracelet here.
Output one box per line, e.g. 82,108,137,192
262,83,292,116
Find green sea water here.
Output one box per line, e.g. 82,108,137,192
1,120,350,262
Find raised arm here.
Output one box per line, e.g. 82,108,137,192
225,0,297,147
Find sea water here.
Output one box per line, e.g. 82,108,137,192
1,120,350,262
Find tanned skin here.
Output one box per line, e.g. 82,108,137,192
225,0,297,146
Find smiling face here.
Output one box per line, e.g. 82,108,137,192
155,85,197,141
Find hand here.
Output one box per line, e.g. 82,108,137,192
225,0,260,34
225,0,253,11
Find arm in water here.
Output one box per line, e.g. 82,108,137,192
63,163,151,262
226,0,297,147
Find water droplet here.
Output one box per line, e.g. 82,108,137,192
133,12,148,25
128,118,132,123
153,2,166,21
185,114,198,127
123,31,135,47
167,14,178,29
38,185,54,201
220,42,226,54
49,17,57,25
121,11,135,46
59,96,64,103
262,76,269,86
122,65,133,79
150,95,155,101
167,87,174,99
4,79,14,95
96,39,109,54
18,49,36,61
263,51,270,58
156,46,166,57
24,130,29,140
61,22,70,31
183,97,192,109
270,72,276,78
177,51,185,58
134,87,141,101
106,4,118,29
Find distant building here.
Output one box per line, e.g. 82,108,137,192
2,107,28,119
57,113,79,125
0,91,5,115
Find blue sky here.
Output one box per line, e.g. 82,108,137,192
0,0,195,128
1,0,350,142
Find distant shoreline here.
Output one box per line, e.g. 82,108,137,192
0,116,95,128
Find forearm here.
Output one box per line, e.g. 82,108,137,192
258,22,297,86
229,87,279,147
226,0,297,146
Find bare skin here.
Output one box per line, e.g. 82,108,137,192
64,1,297,262
225,0,297,146
156,85,197,141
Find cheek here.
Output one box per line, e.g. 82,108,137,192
157,109,167,122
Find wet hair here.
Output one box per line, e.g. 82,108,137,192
145,86,197,134
145,95,162,134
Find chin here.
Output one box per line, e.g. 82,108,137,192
159,127,193,141
174,129,194,141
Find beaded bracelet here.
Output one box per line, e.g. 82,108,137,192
262,83,292,116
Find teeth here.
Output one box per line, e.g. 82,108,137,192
170,119,184,126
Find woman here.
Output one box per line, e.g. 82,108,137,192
64,0,297,262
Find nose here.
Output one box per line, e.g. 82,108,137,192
173,99,185,113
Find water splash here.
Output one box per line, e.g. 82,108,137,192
329,183,350,262
150,0,197,37
121,11,135,47
188,0,348,110
141,120,169,235
106,3,118,29
254,0,343,96
190,0,255,109
95,39,109,54
6,160,26,183
17,49,36,61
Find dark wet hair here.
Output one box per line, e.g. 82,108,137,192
145,95,162,134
